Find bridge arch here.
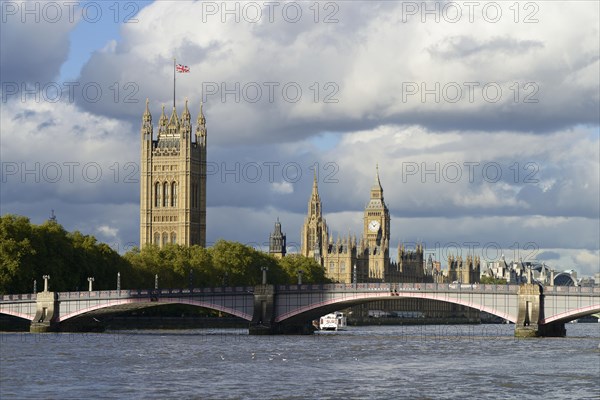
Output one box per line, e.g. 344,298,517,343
0,309,34,321
275,292,517,324
542,305,600,324
58,298,252,322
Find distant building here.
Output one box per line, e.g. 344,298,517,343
300,167,433,284
447,255,480,284
269,219,286,259
483,257,582,286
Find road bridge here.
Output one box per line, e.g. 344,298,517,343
1,283,598,336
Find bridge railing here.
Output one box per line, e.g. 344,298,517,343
544,285,600,294
53,286,257,299
1,293,37,301
273,282,522,293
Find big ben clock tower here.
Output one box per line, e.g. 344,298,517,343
363,165,390,280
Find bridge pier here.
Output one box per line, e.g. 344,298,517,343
249,284,275,335
30,291,59,333
538,322,566,337
514,283,566,337
248,284,316,335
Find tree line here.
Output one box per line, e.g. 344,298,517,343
0,215,329,294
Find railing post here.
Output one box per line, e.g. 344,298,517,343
261,267,268,285
43,275,50,292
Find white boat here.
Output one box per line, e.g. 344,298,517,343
319,312,347,331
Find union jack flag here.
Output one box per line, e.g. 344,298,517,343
176,64,190,73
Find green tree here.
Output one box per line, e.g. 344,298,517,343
277,254,330,284
0,214,134,293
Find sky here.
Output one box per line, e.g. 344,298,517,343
1,0,599,277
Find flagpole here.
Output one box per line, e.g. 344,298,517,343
173,57,176,109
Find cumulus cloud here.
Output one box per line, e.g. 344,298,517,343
1,1,598,278
97,225,119,238
271,181,294,194
67,1,599,142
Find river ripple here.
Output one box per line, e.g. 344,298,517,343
1,324,599,399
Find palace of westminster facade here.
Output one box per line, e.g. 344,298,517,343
281,168,480,286
139,98,480,320
138,98,480,289
139,99,206,248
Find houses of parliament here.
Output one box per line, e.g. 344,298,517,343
139,98,480,321
137,98,480,289
139,99,207,248
269,168,481,286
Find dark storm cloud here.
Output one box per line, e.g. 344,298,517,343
427,36,545,59
0,4,74,84
537,251,561,261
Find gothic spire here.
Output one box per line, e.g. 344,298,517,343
143,98,152,122
311,170,320,200
168,106,180,128
372,163,382,191
159,104,167,126
181,98,191,122
196,100,206,126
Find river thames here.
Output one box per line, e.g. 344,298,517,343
1,324,599,399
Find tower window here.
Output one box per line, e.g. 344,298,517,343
154,182,160,207
163,182,169,207
171,182,177,207
171,232,177,244
154,233,160,245
162,232,168,247
191,183,196,208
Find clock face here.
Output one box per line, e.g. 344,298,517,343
368,220,380,232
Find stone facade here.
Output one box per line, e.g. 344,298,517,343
447,255,481,283
269,219,286,259
140,99,207,248
300,167,427,284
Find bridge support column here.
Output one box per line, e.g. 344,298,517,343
30,291,59,333
538,322,566,337
249,285,275,335
515,284,542,337
515,284,567,337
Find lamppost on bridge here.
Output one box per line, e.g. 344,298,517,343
353,264,357,289
155,274,159,290
33,279,37,294
261,266,268,285
88,277,95,292
42,275,50,292
117,272,121,291
222,272,229,286
297,270,303,285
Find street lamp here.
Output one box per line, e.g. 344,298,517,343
155,274,159,290
261,266,268,285
42,275,50,292
117,272,121,291
353,264,357,288
297,270,303,285
88,277,95,292
33,279,37,294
